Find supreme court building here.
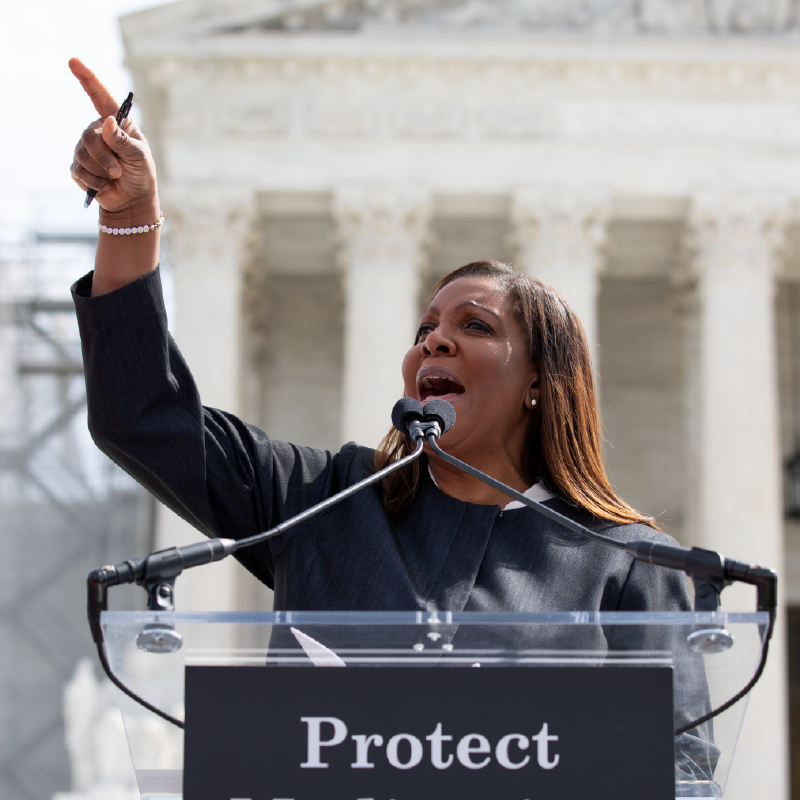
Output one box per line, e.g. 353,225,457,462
117,1,800,796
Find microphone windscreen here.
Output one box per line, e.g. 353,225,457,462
391,397,424,435
422,399,456,434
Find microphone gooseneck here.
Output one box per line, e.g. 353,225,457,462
422,400,777,738
87,397,440,727
236,399,435,551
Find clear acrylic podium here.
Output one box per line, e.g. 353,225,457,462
101,609,767,799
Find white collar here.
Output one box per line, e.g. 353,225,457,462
427,465,557,509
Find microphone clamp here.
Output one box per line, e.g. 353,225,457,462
406,417,443,444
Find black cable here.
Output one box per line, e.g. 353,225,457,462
674,618,774,736
94,638,184,729
87,437,426,729
427,433,776,737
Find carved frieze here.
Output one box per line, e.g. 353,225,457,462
166,92,800,148
154,53,800,148
162,86,557,141
153,55,800,101
226,0,798,35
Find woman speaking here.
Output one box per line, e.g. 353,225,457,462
68,55,677,609
68,59,714,777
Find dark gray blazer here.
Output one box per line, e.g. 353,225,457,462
72,267,716,778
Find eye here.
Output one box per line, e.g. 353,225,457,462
465,319,492,334
415,323,434,343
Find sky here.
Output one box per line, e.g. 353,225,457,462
0,0,165,235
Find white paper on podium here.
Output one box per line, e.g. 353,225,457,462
290,626,346,667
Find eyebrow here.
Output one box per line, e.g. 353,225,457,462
422,300,503,322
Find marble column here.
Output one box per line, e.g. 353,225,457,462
158,185,256,613
510,189,609,368
674,284,703,552
333,187,433,449
685,192,789,800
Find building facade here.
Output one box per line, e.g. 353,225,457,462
119,1,800,796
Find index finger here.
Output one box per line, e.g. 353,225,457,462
68,58,119,118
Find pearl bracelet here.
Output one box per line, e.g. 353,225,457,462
98,212,164,236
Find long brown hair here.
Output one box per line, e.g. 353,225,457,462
374,260,657,529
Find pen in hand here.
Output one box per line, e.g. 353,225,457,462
84,91,134,209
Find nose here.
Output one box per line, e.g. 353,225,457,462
422,325,456,356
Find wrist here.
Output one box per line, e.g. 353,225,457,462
98,211,163,236
99,198,161,227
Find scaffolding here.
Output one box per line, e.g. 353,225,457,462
0,218,153,799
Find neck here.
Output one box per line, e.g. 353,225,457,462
426,447,531,506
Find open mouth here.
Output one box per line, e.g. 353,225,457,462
418,373,466,404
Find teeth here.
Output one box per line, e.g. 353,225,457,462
419,373,465,395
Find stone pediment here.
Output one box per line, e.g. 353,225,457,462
213,0,797,36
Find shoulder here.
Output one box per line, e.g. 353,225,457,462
336,441,377,484
509,497,690,611
290,440,376,495
240,434,377,496
536,497,678,547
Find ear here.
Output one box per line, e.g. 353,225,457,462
524,365,540,410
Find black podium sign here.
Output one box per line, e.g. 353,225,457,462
184,665,673,800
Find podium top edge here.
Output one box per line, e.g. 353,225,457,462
100,610,770,625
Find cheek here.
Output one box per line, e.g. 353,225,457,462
401,346,420,394
488,350,533,402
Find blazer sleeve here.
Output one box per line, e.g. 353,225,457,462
71,267,356,588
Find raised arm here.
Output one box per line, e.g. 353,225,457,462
67,61,364,588
68,58,160,296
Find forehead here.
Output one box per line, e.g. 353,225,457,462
425,275,511,314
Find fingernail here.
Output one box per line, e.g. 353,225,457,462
101,184,112,192
108,167,122,178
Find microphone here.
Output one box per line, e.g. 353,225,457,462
90,398,456,622
420,398,456,436
419,401,775,615
391,397,424,438
420,400,777,735
391,397,455,443
92,399,430,602
87,538,238,650
86,397,436,727
88,399,434,645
